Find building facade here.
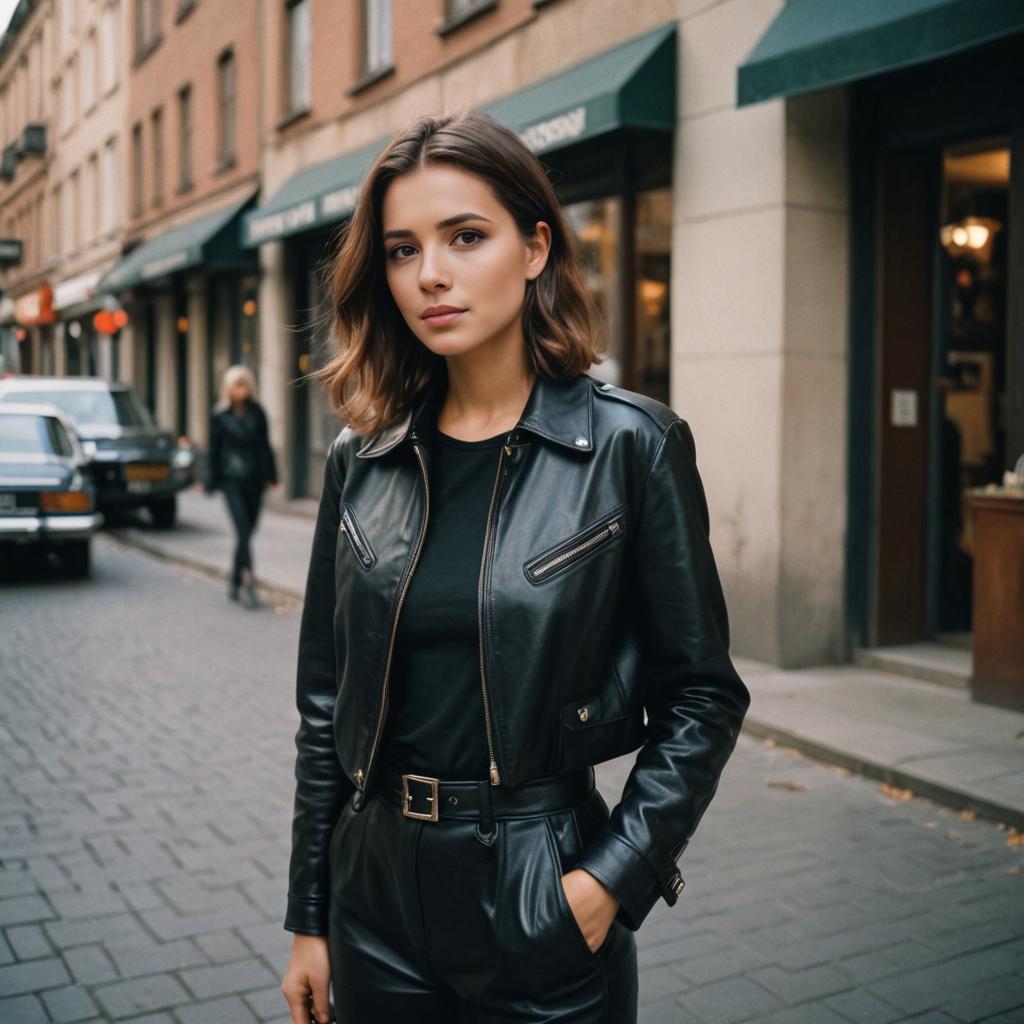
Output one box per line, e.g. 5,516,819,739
2,0,1020,675
97,0,261,446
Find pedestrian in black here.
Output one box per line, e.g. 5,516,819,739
204,364,279,608
280,111,750,1024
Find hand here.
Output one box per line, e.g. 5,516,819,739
560,868,619,953
269,482,282,491
281,933,332,1024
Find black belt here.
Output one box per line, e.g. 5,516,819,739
369,760,595,837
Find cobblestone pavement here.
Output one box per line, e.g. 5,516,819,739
1,538,1022,1023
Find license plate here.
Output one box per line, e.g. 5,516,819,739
125,463,170,482
126,479,153,494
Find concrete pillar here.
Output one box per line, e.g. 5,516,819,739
186,272,210,444
257,240,293,500
54,321,67,376
97,333,114,381
674,0,849,667
154,290,177,430
119,314,136,387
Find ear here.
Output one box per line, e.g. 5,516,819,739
525,221,552,282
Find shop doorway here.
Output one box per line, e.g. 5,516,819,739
932,138,1010,641
873,136,1012,648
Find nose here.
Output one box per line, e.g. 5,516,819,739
417,243,452,291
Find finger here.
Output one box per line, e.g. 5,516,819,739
282,981,312,1024
309,974,332,1024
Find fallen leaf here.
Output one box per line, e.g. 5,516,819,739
767,780,807,791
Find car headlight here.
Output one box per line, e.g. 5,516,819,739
69,469,84,491
171,446,195,469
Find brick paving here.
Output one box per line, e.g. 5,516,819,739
1,537,1022,1022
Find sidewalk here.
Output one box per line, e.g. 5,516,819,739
107,487,1024,831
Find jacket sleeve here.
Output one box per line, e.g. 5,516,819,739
284,438,354,935
205,411,223,492
575,417,751,931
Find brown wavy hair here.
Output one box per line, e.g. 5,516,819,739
312,109,603,438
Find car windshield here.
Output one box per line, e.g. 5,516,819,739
5,388,156,427
0,413,74,456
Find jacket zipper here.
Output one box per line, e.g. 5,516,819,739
478,431,515,785
357,441,431,797
529,518,622,581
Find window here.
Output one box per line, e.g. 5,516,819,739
100,3,119,92
151,106,163,205
177,84,192,191
51,184,61,258
217,49,235,166
82,154,96,244
60,59,76,131
102,137,119,234
69,169,80,252
82,31,96,110
135,0,161,55
62,0,77,49
131,120,143,217
363,0,392,74
285,0,310,114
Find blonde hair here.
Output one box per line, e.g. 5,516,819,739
216,364,257,411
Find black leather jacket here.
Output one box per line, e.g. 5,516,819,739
205,399,278,491
286,370,750,937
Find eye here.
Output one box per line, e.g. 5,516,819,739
387,229,485,261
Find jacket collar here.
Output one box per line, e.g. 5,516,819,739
354,370,596,459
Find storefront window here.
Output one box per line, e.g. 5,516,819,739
564,187,672,404
564,196,622,381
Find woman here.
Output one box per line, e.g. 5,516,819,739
204,364,279,608
280,111,750,1024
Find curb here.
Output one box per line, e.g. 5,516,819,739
103,528,1024,834
102,529,305,607
741,717,1024,831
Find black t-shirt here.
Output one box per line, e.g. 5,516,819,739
376,421,508,779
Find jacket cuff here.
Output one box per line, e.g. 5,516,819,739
283,894,330,937
575,830,685,932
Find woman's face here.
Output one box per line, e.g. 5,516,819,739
381,163,550,360
228,378,250,403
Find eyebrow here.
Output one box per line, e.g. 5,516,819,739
382,212,494,241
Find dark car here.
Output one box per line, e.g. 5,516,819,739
0,376,195,528
0,402,104,577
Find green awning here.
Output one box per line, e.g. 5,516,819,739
241,137,387,248
738,0,1024,107
99,191,257,292
480,21,675,153
241,24,675,248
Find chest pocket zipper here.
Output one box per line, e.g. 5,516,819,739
339,503,377,570
523,506,625,584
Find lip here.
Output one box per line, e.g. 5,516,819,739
420,306,467,327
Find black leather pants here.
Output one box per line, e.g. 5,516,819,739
327,774,639,1022
221,478,263,585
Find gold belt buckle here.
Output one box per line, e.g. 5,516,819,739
401,773,439,821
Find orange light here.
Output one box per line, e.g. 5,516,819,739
40,491,93,513
242,298,257,317
93,310,116,335
177,316,189,333
112,308,129,328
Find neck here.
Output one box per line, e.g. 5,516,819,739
439,338,535,436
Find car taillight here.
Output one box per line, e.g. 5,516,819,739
40,491,93,513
